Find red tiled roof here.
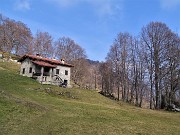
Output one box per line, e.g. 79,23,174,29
32,61,56,68
18,54,74,67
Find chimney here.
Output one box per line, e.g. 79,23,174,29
61,58,65,64
36,53,40,57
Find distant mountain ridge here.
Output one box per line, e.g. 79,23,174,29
86,59,100,65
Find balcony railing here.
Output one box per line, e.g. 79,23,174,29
33,72,50,76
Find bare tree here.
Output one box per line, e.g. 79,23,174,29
99,61,114,96
0,14,32,56
109,33,131,101
54,37,88,87
54,37,86,62
162,32,180,107
32,31,53,58
106,42,121,100
141,22,179,109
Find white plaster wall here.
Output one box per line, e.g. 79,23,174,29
54,65,71,85
20,58,35,77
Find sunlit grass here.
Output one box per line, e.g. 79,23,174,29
0,61,180,135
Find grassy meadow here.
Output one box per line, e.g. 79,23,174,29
0,61,180,135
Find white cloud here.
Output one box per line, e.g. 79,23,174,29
14,0,31,11
50,0,79,8
89,0,123,17
160,0,180,9
50,0,123,17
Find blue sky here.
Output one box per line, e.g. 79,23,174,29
0,0,180,61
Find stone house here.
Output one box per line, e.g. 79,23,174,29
18,54,73,87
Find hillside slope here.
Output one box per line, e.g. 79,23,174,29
0,61,180,135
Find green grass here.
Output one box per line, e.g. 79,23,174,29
0,61,180,135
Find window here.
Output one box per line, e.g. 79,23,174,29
29,67,32,73
22,68,25,74
65,70,68,75
56,69,59,74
